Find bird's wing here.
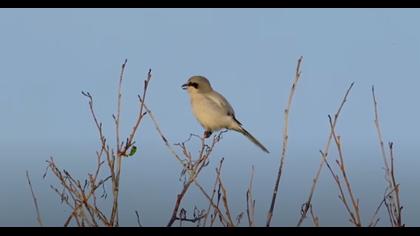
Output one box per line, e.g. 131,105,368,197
207,91,235,114
207,91,242,125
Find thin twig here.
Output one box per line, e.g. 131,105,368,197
135,210,143,227
328,116,361,226
216,166,235,226
266,56,303,227
368,184,400,227
110,59,128,226
115,59,127,156
372,86,403,227
26,171,44,227
143,103,183,164
47,157,111,227
167,178,195,227
194,181,228,227
389,142,402,226
322,151,356,225
166,132,226,227
176,215,206,223
201,159,228,227
81,91,114,181
236,212,244,226
309,204,320,227
372,86,391,182
297,82,355,226
246,165,256,227
45,63,152,227
211,183,224,226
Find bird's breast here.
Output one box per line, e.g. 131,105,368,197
190,94,232,131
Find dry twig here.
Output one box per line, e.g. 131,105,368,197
44,61,152,226
26,171,44,227
297,82,354,226
371,86,403,227
246,166,256,227
266,56,303,226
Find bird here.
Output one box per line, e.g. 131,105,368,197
182,75,269,153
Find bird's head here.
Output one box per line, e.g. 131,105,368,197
182,76,213,94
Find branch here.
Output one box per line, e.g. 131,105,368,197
328,116,361,226
216,164,235,226
135,210,143,227
266,56,303,226
371,86,403,227
246,165,256,227
143,103,183,164
166,132,226,227
194,181,228,227
297,82,355,226
200,158,229,227
368,184,400,227
372,86,392,185
46,62,152,227
26,171,44,227
389,142,402,226
110,59,128,226
308,204,320,227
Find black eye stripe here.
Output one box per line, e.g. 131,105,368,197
189,82,199,89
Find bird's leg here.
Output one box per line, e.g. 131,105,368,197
204,130,213,139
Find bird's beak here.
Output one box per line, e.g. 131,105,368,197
182,83,188,90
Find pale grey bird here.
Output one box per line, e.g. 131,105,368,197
182,75,269,153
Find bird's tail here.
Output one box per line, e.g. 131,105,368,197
235,127,270,154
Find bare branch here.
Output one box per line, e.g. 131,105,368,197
110,59,128,226
371,86,403,227
26,171,44,227
216,164,235,226
194,181,228,227
143,102,183,164
166,132,226,227
368,185,400,227
297,82,354,226
308,204,320,227
328,116,361,226
45,62,153,227
372,86,391,179
200,159,229,227
266,56,303,226
135,210,143,227
115,59,128,156
246,165,256,227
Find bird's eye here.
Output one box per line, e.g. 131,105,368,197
189,82,199,89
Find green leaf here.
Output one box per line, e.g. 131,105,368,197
128,145,137,157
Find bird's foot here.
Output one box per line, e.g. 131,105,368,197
204,130,213,139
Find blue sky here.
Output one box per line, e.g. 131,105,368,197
1,8,420,226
